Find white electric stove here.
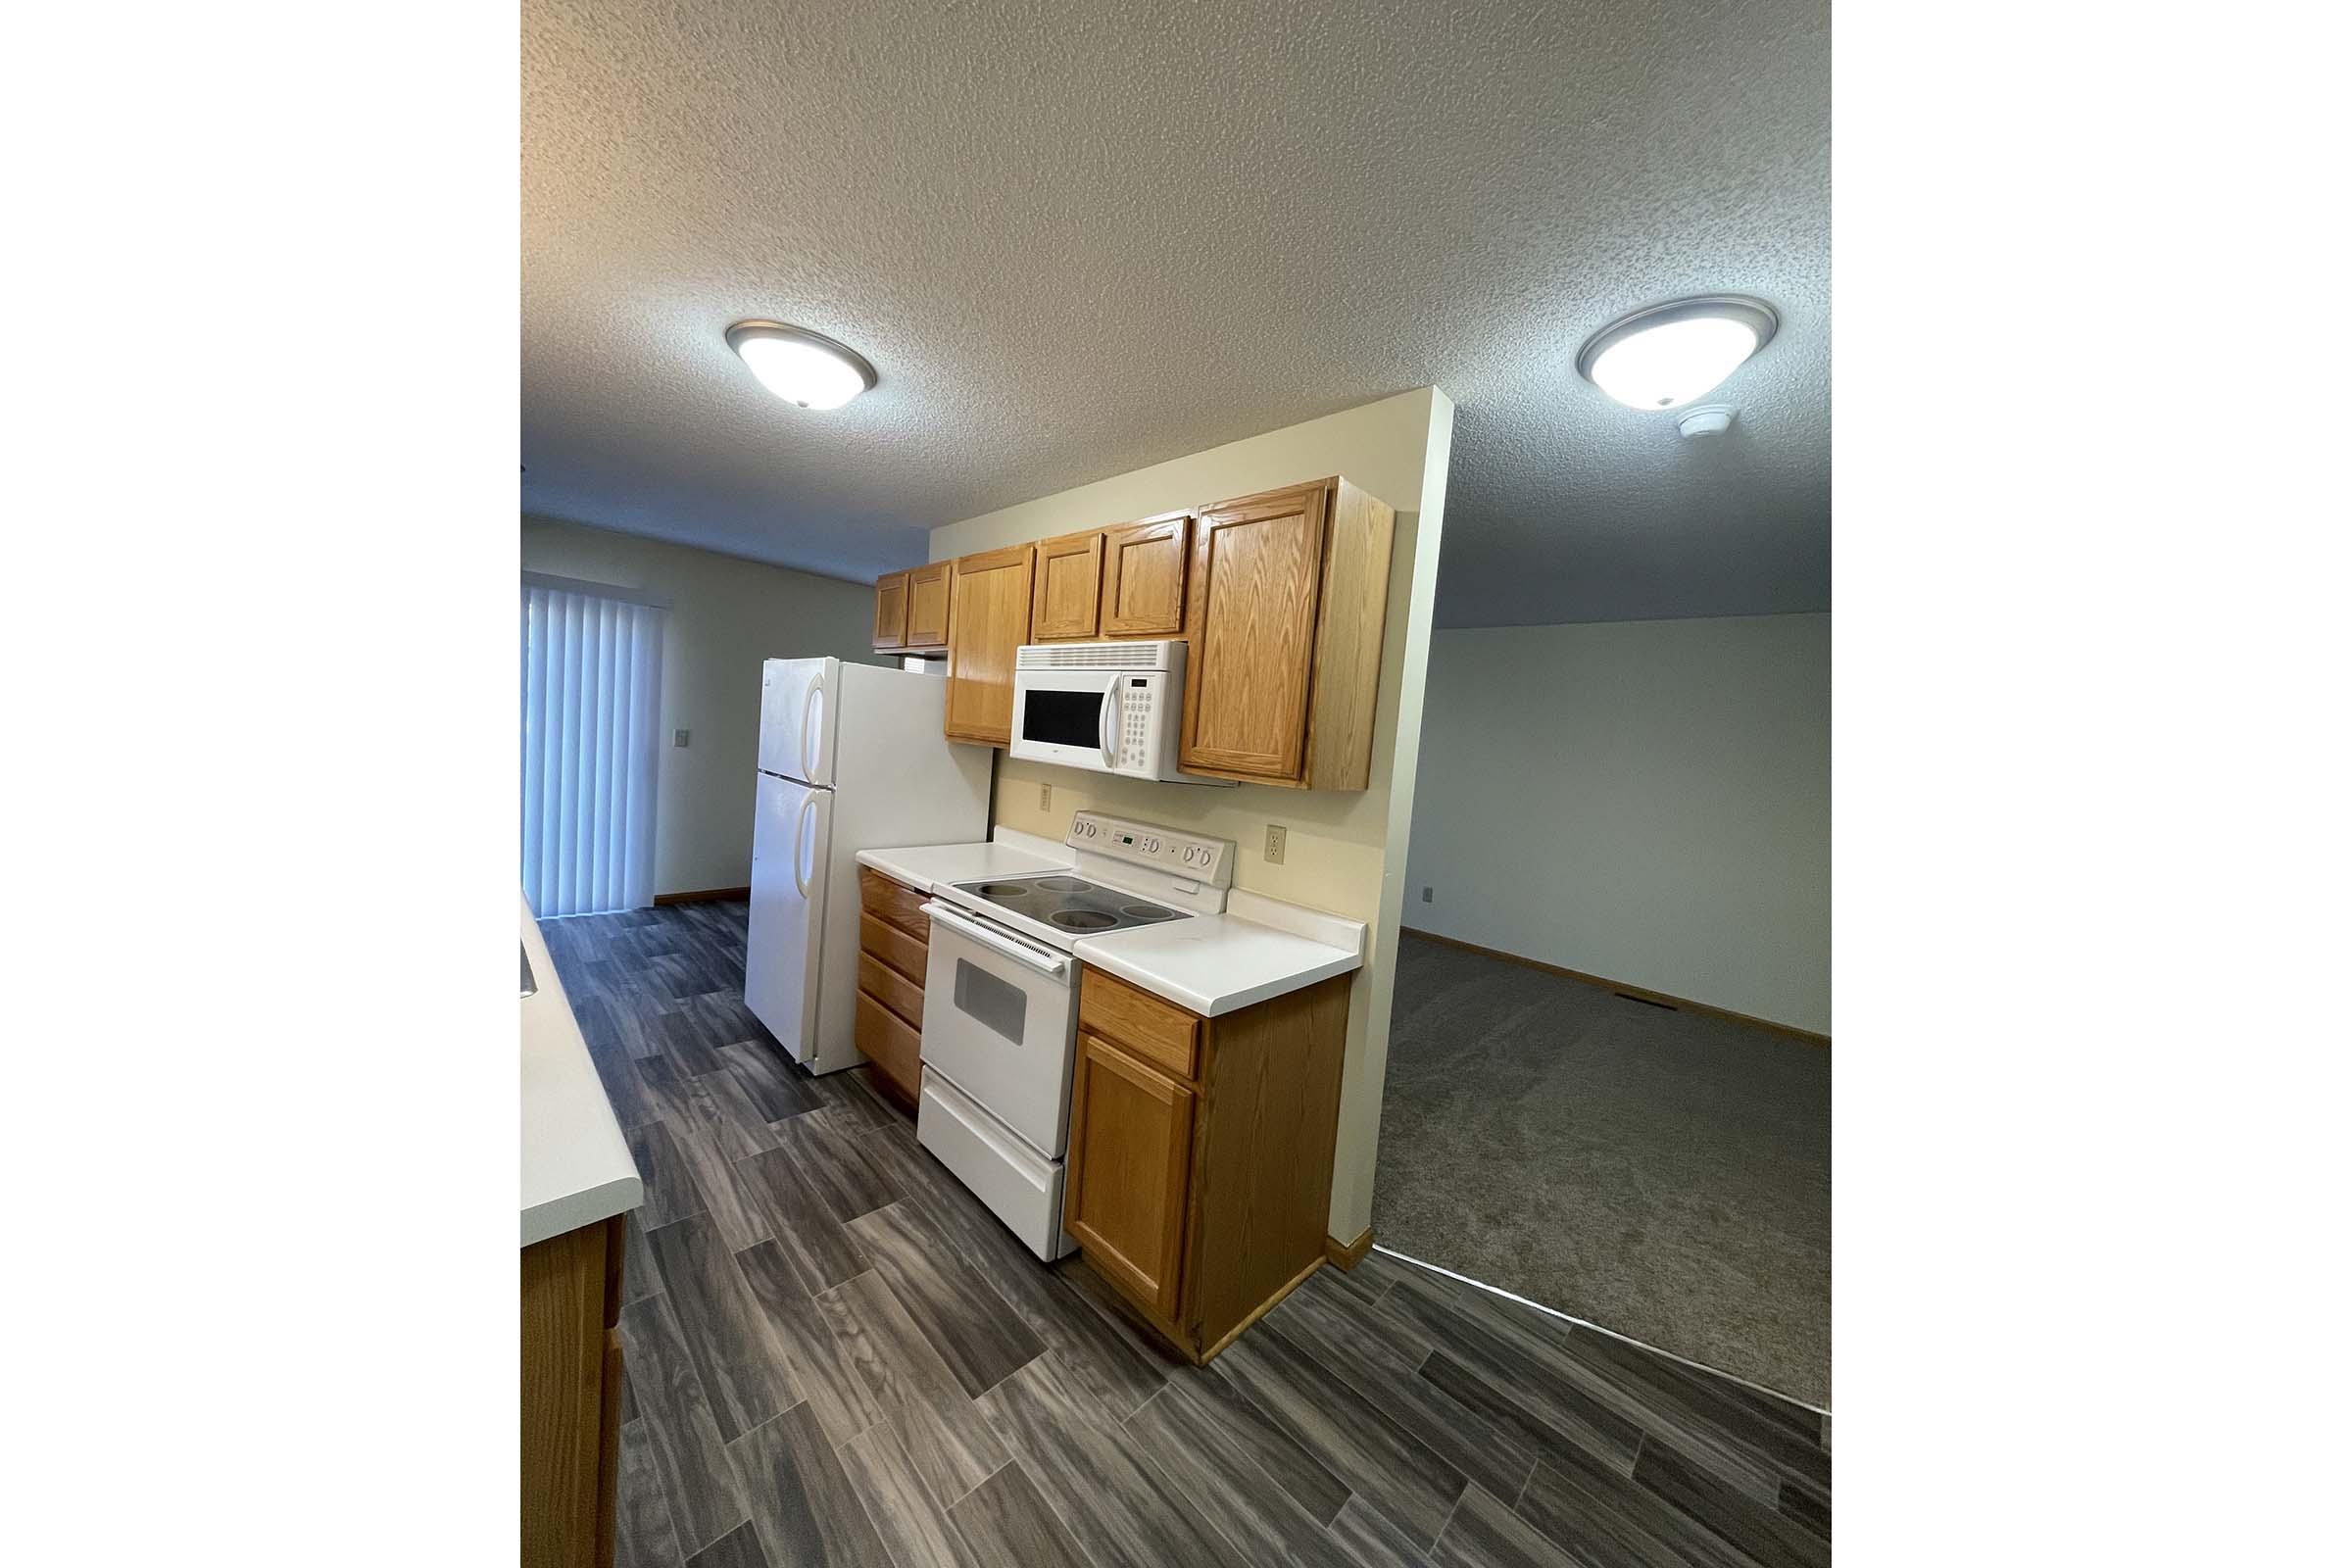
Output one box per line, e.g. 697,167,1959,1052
913,812,1235,1259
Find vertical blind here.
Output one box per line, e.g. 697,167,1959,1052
520,575,665,916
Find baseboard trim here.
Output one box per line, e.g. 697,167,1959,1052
1398,927,1829,1047
1325,1227,1374,1270
654,886,752,906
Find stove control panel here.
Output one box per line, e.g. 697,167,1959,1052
1066,812,1236,890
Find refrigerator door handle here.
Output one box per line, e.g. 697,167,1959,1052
793,794,817,898
799,685,822,782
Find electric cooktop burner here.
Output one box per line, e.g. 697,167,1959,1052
950,872,1187,939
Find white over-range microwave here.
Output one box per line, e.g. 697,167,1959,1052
1009,641,1205,782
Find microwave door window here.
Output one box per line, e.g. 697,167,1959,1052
1021,688,1104,749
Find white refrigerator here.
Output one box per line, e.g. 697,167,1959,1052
744,658,990,1074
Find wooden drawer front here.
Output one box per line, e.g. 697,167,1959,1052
855,991,921,1102
858,953,925,1030
1080,966,1200,1080
905,562,952,652
858,911,927,985
1066,1032,1196,1320
858,866,931,940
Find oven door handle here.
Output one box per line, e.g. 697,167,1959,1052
921,901,1071,981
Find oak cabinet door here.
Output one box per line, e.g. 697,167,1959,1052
1180,483,1328,780
872,570,908,650
945,545,1034,744
1100,514,1190,636
1064,1032,1195,1320
1029,531,1104,641
905,562,952,652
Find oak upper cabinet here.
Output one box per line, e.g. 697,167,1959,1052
1099,514,1191,636
944,545,1034,744
1065,1031,1196,1318
871,570,908,651
1179,477,1395,789
904,561,951,653
1029,529,1104,642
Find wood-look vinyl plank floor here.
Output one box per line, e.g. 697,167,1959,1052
818,1270,1010,1511
646,1211,801,1444
541,902,1832,1568
1432,1484,1583,1568
836,1424,978,1568
847,1200,1047,1399
979,1352,1257,1568
946,1459,1094,1568
727,1401,895,1568
615,1292,747,1555
1213,1319,1470,1553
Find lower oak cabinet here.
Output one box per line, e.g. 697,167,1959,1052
521,1213,628,1568
854,867,931,1106
1064,964,1352,1361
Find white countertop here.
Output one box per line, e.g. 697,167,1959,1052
1073,909,1363,1016
856,836,1071,893
857,835,1362,1017
521,896,643,1248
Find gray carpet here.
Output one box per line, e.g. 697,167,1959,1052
1373,933,1830,1406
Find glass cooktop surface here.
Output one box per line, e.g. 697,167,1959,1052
951,873,1186,935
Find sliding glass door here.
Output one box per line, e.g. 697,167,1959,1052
520,574,664,915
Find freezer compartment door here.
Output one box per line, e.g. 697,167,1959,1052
758,657,842,787
744,772,833,1061
917,1068,1075,1262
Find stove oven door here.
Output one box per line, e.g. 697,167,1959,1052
916,900,1079,1158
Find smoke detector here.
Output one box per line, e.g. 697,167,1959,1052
1676,405,1736,440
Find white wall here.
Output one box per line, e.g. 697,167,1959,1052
930,388,1456,1243
520,515,886,897
1404,613,1831,1034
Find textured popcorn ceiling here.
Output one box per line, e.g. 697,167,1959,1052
522,0,1828,627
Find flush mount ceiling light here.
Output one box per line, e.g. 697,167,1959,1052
725,320,878,410
1576,295,1778,411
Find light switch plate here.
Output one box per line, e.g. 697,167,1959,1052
1421,885,1433,903
1039,783,1052,811
1264,824,1287,865
672,728,690,749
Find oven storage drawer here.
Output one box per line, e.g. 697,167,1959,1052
917,1069,1072,1261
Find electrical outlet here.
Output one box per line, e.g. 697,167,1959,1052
1264,824,1287,865
672,728,690,749
1038,782,1053,811
1421,885,1433,903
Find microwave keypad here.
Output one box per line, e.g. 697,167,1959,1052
1121,688,1152,766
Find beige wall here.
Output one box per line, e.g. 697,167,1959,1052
1405,614,1832,1034
929,388,1456,1242
521,515,885,897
